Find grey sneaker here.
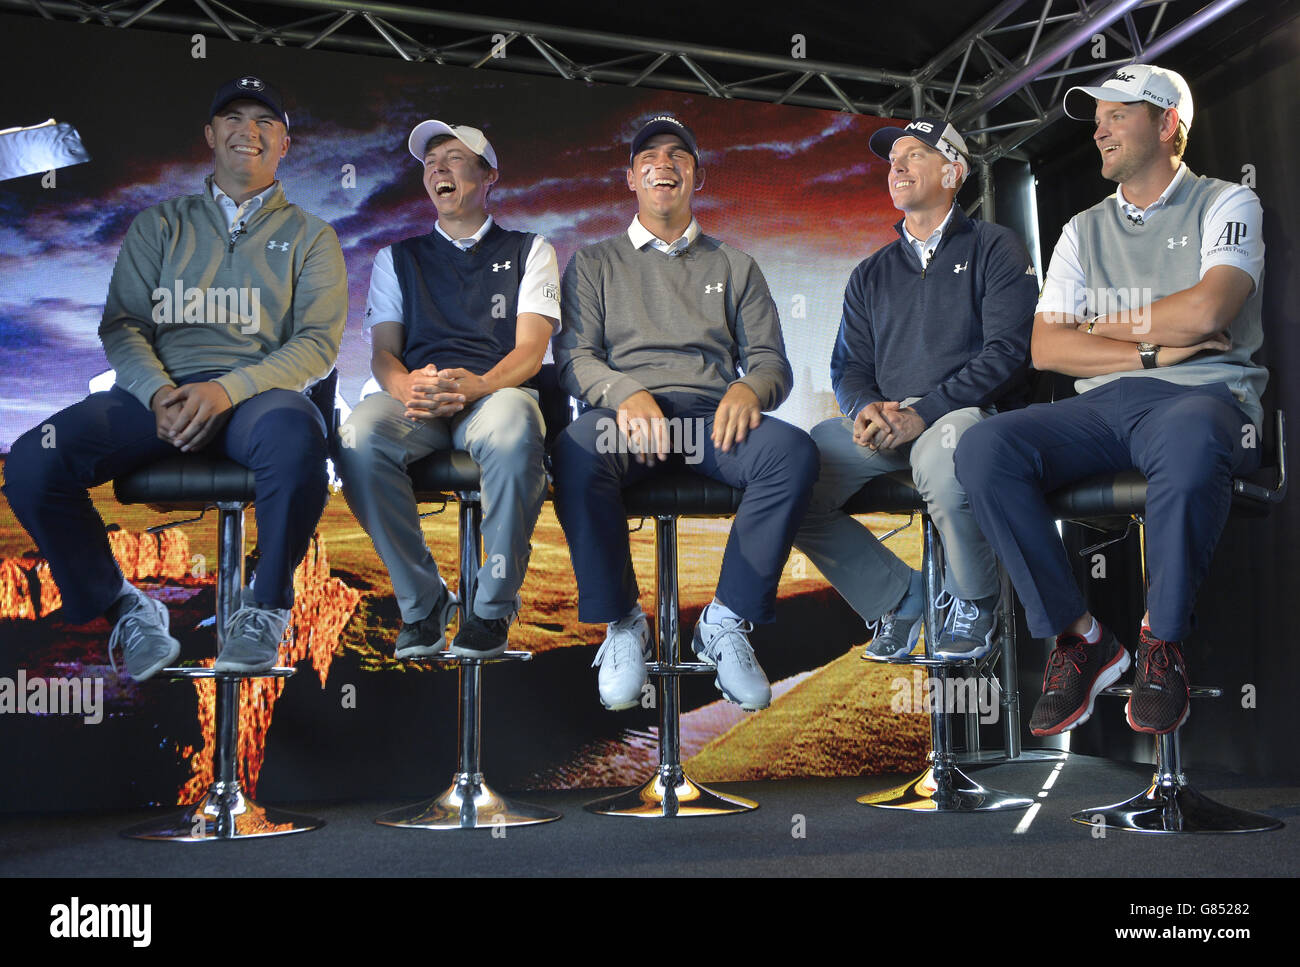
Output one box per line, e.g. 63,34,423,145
395,579,459,660
933,590,1000,660
593,610,650,710
107,586,181,682
214,589,290,673
692,607,770,711
864,569,924,659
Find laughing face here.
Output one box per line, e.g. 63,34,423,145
626,133,702,228
204,99,289,195
422,136,497,221
1093,99,1165,184
886,135,959,214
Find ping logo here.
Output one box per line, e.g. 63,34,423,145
492,261,511,272
266,240,290,252
905,121,934,133
704,283,724,294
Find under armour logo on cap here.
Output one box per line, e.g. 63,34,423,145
237,77,265,91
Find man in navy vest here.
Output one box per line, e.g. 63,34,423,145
794,117,1036,663
955,65,1265,736
338,120,560,659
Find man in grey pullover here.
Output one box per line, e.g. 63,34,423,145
553,114,817,712
3,76,346,681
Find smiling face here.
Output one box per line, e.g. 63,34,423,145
1093,99,1169,184
886,136,960,214
204,99,289,196
422,135,496,223
626,133,702,230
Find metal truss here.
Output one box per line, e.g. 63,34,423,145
1,0,1248,164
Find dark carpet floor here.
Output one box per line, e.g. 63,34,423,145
3,754,1297,878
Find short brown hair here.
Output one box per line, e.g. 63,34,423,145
1143,101,1188,159
423,132,494,173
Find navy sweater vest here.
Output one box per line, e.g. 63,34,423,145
392,224,535,385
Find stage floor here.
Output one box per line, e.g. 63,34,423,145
2,754,1295,877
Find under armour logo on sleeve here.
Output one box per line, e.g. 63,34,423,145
492,261,511,272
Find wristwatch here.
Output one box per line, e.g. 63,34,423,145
1137,342,1160,369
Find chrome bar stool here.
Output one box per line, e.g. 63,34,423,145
846,470,1033,812
585,473,758,818
374,451,560,830
1051,411,1288,834
114,467,323,842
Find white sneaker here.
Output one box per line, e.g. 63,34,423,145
214,590,290,673
593,610,650,710
692,609,771,711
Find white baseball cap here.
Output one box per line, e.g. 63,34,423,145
1064,64,1194,131
407,120,499,171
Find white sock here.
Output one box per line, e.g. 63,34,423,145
705,598,743,624
1080,617,1100,644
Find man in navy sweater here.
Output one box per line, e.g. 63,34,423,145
337,120,560,660
795,117,1037,660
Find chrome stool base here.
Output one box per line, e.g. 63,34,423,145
586,767,757,818
123,667,324,842
1069,778,1283,834
859,759,1034,812
1070,685,1283,834
377,772,560,829
376,649,562,831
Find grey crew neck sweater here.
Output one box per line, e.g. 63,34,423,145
555,232,793,411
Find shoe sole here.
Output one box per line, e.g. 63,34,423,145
933,626,999,663
393,593,459,661
212,656,278,674
1030,646,1131,736
449,642,509,660
130,640,181,683
1125,697,1190,734
862,617,924,660
691,629,770,711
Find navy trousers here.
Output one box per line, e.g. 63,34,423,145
3,374,329,623
954,377,1258,641
551,392,818,625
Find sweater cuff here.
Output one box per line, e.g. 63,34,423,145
909,394,946,428
601,374,650,411
130,374,178,413
214,370,255,408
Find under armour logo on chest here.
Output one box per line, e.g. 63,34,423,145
953,262,969,273
492,261,511,272
704,283,724,294
267,240,290,252
1167,236,1189,249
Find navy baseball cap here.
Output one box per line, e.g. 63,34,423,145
629,115,699,163
869,117,970,167
209,76,289,129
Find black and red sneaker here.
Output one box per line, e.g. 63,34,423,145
1029,624,1131,736
1127,627,1190,734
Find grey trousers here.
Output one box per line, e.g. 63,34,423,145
337,388,547,623
793,406,998,623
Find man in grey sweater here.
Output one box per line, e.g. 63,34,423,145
553,115,817,712
3,76,346,680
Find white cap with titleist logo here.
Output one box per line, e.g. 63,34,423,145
407,120,499,172
1064,64,1194,131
